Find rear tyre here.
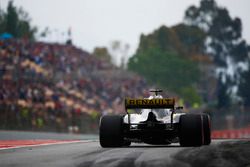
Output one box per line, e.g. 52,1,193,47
179,114,203,147
99,115,124,147
202,114,211,145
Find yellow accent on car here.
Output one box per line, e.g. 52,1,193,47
125,98,175,109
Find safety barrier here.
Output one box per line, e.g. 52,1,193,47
211,126,250,139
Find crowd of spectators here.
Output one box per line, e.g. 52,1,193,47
0,39,149,132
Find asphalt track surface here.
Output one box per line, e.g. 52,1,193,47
0,131,249,167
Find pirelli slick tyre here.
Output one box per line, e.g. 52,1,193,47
179,114,203,147
202,114,211,145
99,115,124,147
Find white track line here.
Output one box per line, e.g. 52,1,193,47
0,140,97,151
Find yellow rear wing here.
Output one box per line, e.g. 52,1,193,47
125,98,175,109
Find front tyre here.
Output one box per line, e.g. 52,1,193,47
99,115,124,147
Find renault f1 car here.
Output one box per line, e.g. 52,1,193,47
99,89,211,147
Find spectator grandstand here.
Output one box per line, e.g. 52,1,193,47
0,39,149,133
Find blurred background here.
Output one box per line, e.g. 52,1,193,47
0,0,249,138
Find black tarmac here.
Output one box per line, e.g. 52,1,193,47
0,131,249,167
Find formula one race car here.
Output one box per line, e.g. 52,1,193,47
99,89,211,147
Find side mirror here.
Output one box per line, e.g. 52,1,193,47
175,106,183,110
